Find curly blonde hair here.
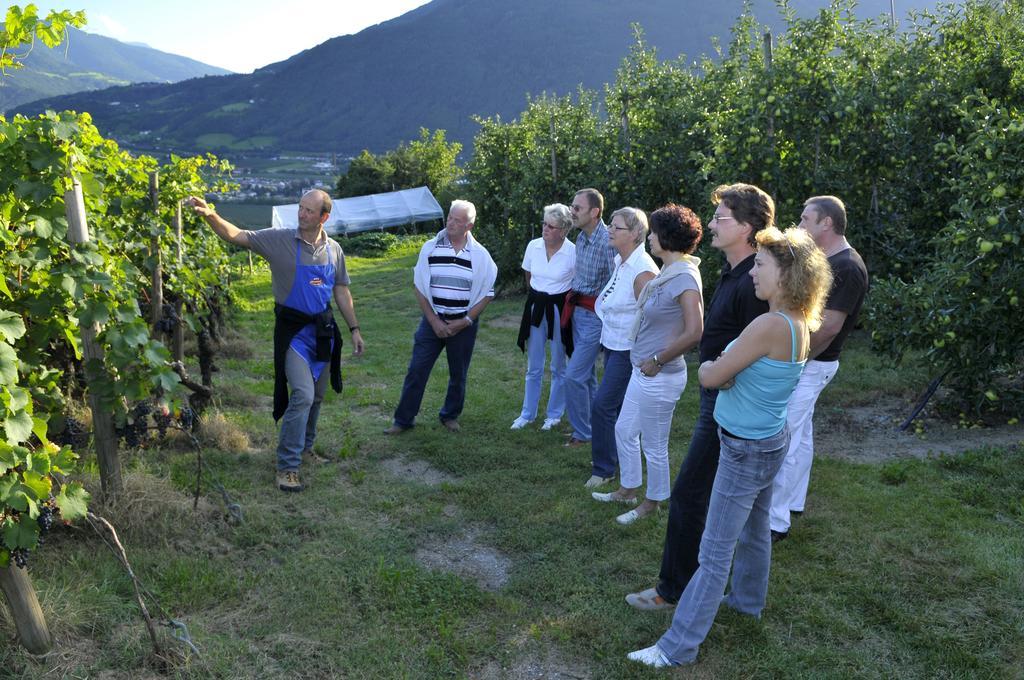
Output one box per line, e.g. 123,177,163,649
755,226,832,331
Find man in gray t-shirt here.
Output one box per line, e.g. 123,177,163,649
189,190,365,493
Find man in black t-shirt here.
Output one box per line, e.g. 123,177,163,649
769,195,868,540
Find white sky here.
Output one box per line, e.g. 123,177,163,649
42,1,433,73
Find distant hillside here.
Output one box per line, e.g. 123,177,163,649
15,0,940,154
0,27,231,112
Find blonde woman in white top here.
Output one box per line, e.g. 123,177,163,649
513,204,576,430
587,208,659,488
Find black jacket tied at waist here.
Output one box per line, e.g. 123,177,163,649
517,288,574,357
273,303,343,421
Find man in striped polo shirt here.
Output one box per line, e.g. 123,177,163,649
386,200,497,434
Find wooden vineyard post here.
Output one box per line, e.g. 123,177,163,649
0,564,52,654
763,31,776,196
149,171,163,332
549,111,558,200
65,173,123,496
172,200,185,363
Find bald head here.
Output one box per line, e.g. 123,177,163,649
302,189,333,217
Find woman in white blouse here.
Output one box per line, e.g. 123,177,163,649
513,204,576,430
587,208,659,487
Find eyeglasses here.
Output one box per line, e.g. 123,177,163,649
542,222,564,230
710,214,736,224
606,224,631,232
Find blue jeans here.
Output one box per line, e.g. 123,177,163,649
564,308,603,441
656,426,790,665
277,348,329,471
393,317,479,428
657,387,721,602
590,348,632,478
519,307,567,421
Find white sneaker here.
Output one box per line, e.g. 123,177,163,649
627,644,674,668
583,475,615,489
510,417,532,430
540,418,560,431
591,491,639,504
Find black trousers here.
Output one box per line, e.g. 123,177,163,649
656,386,722,603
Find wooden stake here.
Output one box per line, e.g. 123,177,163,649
549,111,558,197
149,172,163,332
763,31,776,194
65,174,123,497
0,565,52,654
172,200,184,363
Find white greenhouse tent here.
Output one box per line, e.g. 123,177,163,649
271,186,443,235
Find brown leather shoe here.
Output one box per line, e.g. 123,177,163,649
441,419,461,432
384,424,411,435
276,470,303,492
564,436,589,448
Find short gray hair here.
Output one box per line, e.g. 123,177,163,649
450,199,477,225
610,206,648,245
543,203,572,231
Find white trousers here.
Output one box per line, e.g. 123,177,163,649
769,359,838,532
615,366,687,501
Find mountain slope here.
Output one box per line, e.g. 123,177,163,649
14,0,939,154
0,27,231,112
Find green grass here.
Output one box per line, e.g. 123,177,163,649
195,132,236,149
3,244,1021,678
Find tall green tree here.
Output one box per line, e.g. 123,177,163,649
336,128,462,204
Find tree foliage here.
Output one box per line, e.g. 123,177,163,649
464,0,1024,413
337,128,462,207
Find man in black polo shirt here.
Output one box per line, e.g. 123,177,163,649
626,183,772,611
769,195,868,541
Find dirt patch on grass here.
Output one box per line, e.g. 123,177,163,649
473,653,591,679
815,397,1024,463
415,526,511,591
380,455,457,486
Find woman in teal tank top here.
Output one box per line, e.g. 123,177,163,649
629,226,832,667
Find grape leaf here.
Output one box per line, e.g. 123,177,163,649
55,481,89,520
0,311,26,342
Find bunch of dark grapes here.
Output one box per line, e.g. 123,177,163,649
156,304,179,334
120,401,153,447
11,547,28,569
154,409,173,439
37,502,56,533
179,404,196,431
53,416,90,450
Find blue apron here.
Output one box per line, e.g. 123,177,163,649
283,235,335,381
